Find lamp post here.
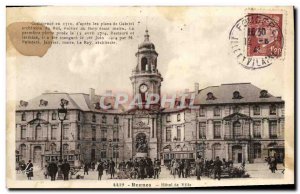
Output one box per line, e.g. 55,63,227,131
57,98,68,180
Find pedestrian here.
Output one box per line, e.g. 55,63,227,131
126,158,133,171
24,160,33,180
195,155,204,180
178,159,184,178
61,159,70,180
171,159,179,178
48,160,58,181
44,161,49,179
184,159,191,178
153,158,160,179
269,157,276,173
84,162,89,175
97,160,104,180
109,159,115,179
213,156,222,180
138,158,146,179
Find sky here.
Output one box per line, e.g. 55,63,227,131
7,7,291,101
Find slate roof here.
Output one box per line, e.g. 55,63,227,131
193,83,283,105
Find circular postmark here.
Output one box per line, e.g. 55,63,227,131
229,14,284,70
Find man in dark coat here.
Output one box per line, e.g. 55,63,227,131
61,159,70,180
47,160,58,181
109,159,115,179
84,163,89,175
178,159,185,178
153,158,160,179
25,160,33,180
97,160,104,180
138,158,146,179
126,159,133,171
184,159,191,178
213,156,223,180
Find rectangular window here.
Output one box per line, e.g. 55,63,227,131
253,121,261,138
152,118,154,138
65,112,70,120
128,119,131,138
177,114,181,121
101,127,107,141
101,151,107,158
199,122,206,139
270,105,277,115
199,108,205,117
113,128,119,142
214,107,221,116
253,144,262,159
166,127,171,142
77,125,81,140
269,121,278,138
253,106,260,115
21,113,26,121
177,126,181,141
51,125,57,140
113,151,119,158
91,149,95,161
52,112,57,120
21,125,26,139
166,115,171,122
213,122,221,139
92,126,96,141
63,124,69,140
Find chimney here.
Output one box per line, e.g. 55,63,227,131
194,82,199,94
89,88,95,105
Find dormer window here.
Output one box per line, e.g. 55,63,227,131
39,99,48,106
260,90,269,98
206,92,216,100
232,91,243,99
20,100,28,107
94,102,100,110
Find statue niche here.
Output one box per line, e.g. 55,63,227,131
135,133,148,153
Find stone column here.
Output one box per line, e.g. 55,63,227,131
244,144,249,162
225,143,229,161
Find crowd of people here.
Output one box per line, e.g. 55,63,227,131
18,154,284,180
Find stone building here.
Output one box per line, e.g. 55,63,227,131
15,30,285,167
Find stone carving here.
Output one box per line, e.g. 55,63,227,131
135,133,148,153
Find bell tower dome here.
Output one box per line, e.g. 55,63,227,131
130,29,163,108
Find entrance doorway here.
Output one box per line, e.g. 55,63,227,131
33,146,42,166
232,145,243,163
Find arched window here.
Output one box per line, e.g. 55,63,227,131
233,121,242,138
270,105,277,115
206,92,216,100
141,57,147,71
253,143,261,159
20,144,26,159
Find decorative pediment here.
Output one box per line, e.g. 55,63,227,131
28,118,49,125
223,112,252,122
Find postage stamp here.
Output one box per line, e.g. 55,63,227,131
229,13,284,70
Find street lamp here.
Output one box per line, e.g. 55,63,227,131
108,139,118,165
57,98,68,180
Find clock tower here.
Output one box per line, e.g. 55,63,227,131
130,29,163,109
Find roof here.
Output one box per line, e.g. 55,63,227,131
193,83,283,105
16,92,123,113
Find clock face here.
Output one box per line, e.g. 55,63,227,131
139,84,148,93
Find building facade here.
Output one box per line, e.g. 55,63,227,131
15,30,285,167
